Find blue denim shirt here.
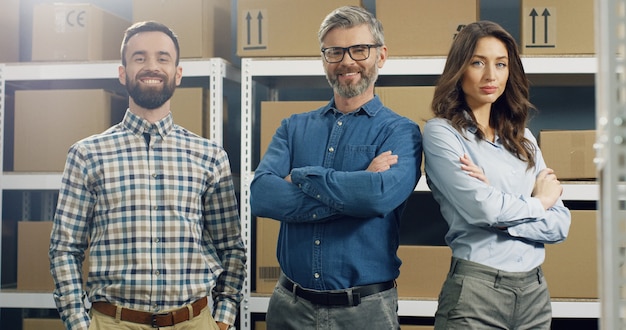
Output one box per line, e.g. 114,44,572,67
423,117,571,272
250,96,422,290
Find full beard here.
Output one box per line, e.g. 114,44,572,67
126,73,176,110
327,65,378,98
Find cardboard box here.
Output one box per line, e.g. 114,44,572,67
396,245,451,298
23,318,65,330
133,0,232,60
170,87,213,138
14,89,126,172
542,210,598,298
376,0,479,56
260,101,327,159
376,86,434,174
31,3,130,61
539,130,596,180
521,0,595,55
375,86,434,130
237,0,362,57
17,221,88,291
0,0,20,62
256,217,281,294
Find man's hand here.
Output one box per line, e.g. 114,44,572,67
460,153,489,184
217,321,230,330
366,150,398,172
532,168,563,210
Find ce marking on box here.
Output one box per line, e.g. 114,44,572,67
242,10,268,51
524,7,556,49
61,10,87,27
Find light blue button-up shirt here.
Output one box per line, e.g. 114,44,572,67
423,117,570,272
250,96,422,290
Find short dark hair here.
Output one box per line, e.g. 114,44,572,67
120,21,180,66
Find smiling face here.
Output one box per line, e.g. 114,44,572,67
119,31,182,111
322,24,386,100
461,36,509,112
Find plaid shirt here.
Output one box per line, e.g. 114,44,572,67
50,110,246,330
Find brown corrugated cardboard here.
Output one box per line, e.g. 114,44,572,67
260,101,327,159
521,0,594,55
17,221,88,291
23,318,65,330
237,0,362,57
376,0,479,56
14,89,126,172
170,87,213,138
0,0,20,62
396,245,451,298
375,86,434,174
31,3,130,61
542,210,598,298
539,130,596,180
256,217,281,294
375,86,434,131
132,0,232,60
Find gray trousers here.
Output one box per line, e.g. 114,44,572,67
434,258,552,330
265,280,400,330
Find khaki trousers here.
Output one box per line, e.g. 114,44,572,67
89,304,220,330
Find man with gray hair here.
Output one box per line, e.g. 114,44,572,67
250,6,422,329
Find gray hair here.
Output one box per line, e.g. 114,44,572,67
318,6,384,46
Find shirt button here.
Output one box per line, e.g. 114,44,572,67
316,194,321,199
153,206,158,210
154,270,160,276
337,121,343,126
154,238,160,243
152,173,157,178
328,147,334,152
314,240,321,245
314,273,320,279
312,214,317,219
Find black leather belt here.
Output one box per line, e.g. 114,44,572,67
278,275,395,306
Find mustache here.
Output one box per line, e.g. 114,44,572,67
136,71,167,80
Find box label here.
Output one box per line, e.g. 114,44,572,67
241,9,268,51
54,7,88,32
523,7,557,50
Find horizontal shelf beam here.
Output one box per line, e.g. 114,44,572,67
242,56,597,77
244,295,599,318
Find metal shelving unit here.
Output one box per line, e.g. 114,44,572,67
238,57,600,330
0,57,239,310
596,0,626,328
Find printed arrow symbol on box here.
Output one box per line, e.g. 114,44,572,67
541,8,551,44
529,8,552,44
246,12,252,45
257,11,264,44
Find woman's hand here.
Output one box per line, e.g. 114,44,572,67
532,168,563,210
460,153,489,184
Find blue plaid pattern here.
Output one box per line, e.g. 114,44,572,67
50,110,246,329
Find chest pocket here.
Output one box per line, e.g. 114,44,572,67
341,145,377,171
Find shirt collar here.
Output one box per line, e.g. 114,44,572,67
321,95,384,117
121,109,174,138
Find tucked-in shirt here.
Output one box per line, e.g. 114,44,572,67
50,110,246,330
423,117,571,272
250,96,422,290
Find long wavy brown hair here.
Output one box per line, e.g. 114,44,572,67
431,20,536,169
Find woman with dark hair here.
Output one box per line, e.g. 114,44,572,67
423,21,571,329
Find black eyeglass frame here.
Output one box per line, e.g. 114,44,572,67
320,44,382,63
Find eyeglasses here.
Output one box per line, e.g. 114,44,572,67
321,44,381,63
